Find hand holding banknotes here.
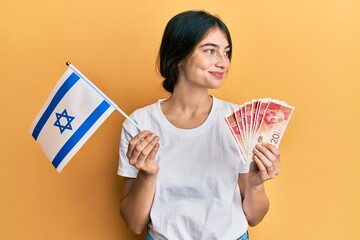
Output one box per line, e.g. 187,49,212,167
126,130,161,176
249,142,281,186
225,98,294,184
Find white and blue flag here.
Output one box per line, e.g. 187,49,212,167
30,64,116,172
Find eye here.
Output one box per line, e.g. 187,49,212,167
224,50,231,57
205,49,216,55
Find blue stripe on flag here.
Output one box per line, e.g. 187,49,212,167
51,100,111,169
32,72,80,140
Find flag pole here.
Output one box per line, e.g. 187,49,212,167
65,62,164,150
65,61,141,132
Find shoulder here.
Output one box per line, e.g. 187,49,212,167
213,97,239,114
122,100,162,134
129,101,158,120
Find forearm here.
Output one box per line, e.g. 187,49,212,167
242,183,269,226
120,171,157,234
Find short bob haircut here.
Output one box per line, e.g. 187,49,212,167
158,10,232,93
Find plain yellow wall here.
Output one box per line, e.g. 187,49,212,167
1,0,359,239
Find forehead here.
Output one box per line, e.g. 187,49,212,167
197,27,229,47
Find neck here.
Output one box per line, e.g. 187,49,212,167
170,91,211,111
159,65,218,128
160,88,213,129
167,78,212,110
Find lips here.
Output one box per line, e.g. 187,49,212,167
210,71,225,79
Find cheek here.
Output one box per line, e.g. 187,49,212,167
183,61,204,74
193,59,213,71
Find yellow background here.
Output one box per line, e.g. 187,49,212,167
1,0,359,239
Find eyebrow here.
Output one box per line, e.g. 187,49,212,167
199,43,230,49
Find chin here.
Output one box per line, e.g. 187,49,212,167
209,85,222,90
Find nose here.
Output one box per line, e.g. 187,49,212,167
215,54,230,69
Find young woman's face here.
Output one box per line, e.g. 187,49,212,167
178,27,231,90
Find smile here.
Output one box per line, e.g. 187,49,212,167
210,71,225,79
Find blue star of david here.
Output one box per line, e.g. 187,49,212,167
54,109,75,134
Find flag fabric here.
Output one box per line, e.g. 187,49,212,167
30,64,115,172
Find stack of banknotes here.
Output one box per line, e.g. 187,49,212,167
225,98,294,163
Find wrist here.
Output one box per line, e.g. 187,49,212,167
246,182,265,192
138,168,159,179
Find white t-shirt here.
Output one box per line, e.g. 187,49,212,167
118,97,250,240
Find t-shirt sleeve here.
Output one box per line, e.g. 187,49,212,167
238,161,251,174
117,119,139,178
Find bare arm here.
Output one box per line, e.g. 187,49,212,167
239,142,280,226
120,173,157,234
239,174,269,226
119,131,160,234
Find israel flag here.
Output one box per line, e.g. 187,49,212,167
30,64,115,172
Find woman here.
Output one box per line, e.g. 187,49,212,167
118,10,280,240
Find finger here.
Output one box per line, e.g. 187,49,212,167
260,142,281,175
255,143,278,163
253,146,276,177
131,135,159,167
127,130,152,159
253,145,272,165
253,155,275,182
252,154,267,173
261,142,280,159
148,142,160,161
136,135,159,162
142,143,161,175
